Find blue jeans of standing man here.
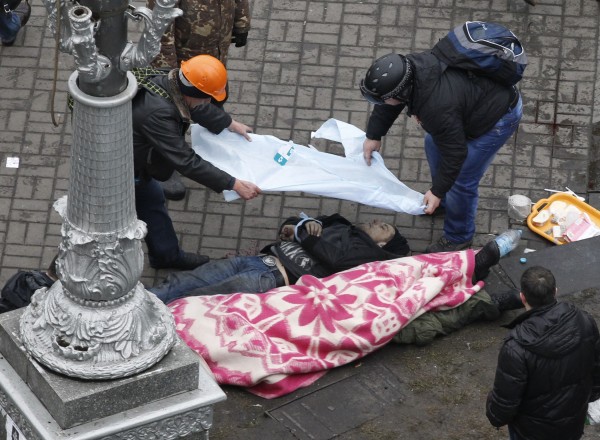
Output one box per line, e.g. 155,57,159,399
149,255,279,304
425,96,523,244
135,178,183,268
0,10,21,43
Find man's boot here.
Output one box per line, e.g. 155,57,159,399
473,240,500,283
489,289,524,312
160,172,187,201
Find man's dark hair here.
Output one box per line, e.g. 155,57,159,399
520,266,556,307
381,227,409,256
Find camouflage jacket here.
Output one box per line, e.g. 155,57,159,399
148,0,251,68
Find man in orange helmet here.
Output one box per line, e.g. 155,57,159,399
132,54,261,271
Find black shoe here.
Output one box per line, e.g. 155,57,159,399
151,253,209,270
425,236,472,253
160,172,187,201
473,240,501,282
490,289,524,312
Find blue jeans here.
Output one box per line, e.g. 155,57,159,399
0,10,21,43
149,255,279,304
425,96,523,243
135,178,182,267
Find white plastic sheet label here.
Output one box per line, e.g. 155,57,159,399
192,119,425,215
274,142,295,166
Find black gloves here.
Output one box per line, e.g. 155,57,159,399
231,31,248,48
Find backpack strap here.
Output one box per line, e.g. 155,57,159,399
67,67,173,111
131,67,172,101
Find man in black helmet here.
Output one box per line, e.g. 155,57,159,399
360,52,522,253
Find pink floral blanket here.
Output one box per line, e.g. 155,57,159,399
171,250,481,398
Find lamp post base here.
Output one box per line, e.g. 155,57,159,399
0,308,225,436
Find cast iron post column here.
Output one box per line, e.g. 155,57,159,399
19,0,182,379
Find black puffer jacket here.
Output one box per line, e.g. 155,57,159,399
263,214,409,282
365,51,514,199
486,301,600,440
132,72,234,190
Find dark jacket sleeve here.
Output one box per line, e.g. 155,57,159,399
486,340,528,427
298,226,388,273
590,317,600,402
420,107,469,198
141,107,234,192
189,102,232,134
365,103,405,140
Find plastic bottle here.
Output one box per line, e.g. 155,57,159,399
494,229,523,258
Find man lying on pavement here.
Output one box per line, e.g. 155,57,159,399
150,213,410,304
150,213,521,316
166,226,522,398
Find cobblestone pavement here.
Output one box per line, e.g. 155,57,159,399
1,0,600,438
2,0,599,287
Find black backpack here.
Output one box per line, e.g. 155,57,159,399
0,270,54,313
432,21,527,86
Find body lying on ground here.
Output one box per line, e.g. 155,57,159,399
150,213,410,304
170,248,508,398
153,213,521,397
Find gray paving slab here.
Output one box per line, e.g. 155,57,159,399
1,0,600,439
499,235,600,296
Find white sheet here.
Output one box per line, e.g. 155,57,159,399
191,118,425,215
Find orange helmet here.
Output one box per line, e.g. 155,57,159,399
179,55,227,101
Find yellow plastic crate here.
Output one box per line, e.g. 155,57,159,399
527,193,600,245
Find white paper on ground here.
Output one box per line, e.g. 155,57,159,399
191,118,425,215
5,157,19,168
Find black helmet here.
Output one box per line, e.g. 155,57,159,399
360,53,413,105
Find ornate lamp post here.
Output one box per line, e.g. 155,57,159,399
19,0,182,379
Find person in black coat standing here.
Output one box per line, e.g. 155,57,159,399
486,266,600,440
359,52,522,253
